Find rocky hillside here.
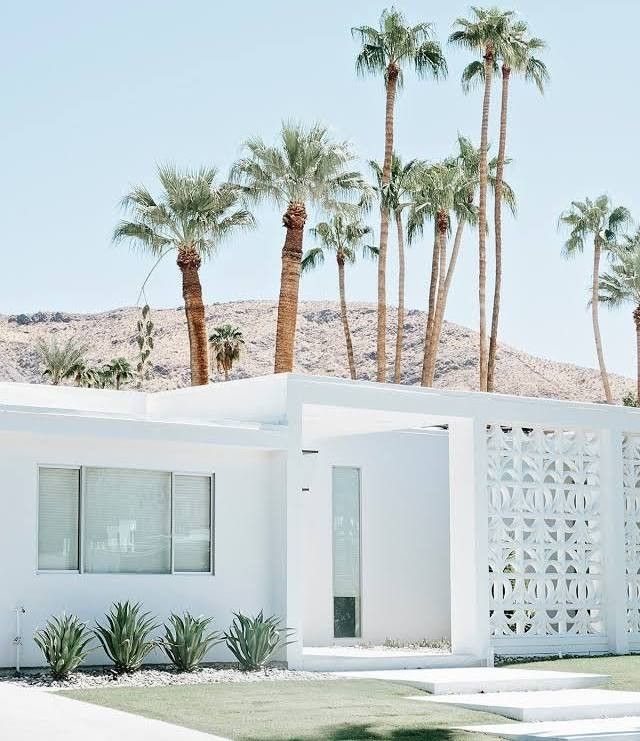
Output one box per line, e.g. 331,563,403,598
0,300,631,402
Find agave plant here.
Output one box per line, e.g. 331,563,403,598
160,612,222,672
224,611,294,672
34,613,95,679
94,601,159,673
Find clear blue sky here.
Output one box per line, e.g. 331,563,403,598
2,1,638,376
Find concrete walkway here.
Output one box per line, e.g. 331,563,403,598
0,683,228,741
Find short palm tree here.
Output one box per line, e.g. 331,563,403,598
353,7,446,382
409,162,468,386
599,232,640,400
370,155,420,383
209,324,244,381
559,196,631,403
36,337,87,386
302,213,376,380
104,358,134,390
114,165,254,387
231,122,369,374
72,362,99,388
450,6,516,391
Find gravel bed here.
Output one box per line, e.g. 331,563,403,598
0,664,337,690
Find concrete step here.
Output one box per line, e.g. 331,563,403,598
337,667,609,695
458,716,640,740
412,688,640,722
301,648,479,672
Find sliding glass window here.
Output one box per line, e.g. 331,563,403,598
37,466,213,574
332,466,361,638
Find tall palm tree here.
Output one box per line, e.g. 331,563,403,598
231,122,369,374
302,213,376,380
559,196,630,403
353,8,446,382
36,337,87,386
450,6,515,391
209,324,244,381
104,358,134,390
114,165,254,387
370,155,420,383
486,22,549,391
599,232,640,400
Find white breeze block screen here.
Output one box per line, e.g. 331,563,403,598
624,433,640,639
487,425,605,645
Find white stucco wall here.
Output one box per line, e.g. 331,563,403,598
0,428,286,668
302,428,450,646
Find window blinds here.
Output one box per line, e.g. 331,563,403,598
38,467,80,570
173,474,212,572
83,467,171,574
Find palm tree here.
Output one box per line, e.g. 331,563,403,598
231,122,369,374
559,196,631,403
599,232,640,400
409,140,516,388
486,21,549,392
302,213,376,379
409,162,468,386
370,155,420,383
114,165,254,387
353,8,447,382
209,324,244,381
36,337,87,386
450,6,516,391
104,358,134,390
72,362,99,388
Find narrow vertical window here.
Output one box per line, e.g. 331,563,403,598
38,467,80,571
332,466,361,638
173,474,213,573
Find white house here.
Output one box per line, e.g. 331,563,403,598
1,373,639,671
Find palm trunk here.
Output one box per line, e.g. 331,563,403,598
421,224,440,386
635,305,640,401
592,236,613,403
337,253,356,380
393,209,405,384
427,216,466,385
177,247,209,386
478,46,494,392
425,212,449,385
376,66,399,383
487,65,510,393
274,202,307,374
224,367,229,381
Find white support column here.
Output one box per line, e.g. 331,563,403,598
601,427,628,654
284,391,304,669
448,416,491,662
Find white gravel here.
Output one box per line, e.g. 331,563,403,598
0,664,337,691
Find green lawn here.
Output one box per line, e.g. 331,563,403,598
60,678,506,740
58,656,640,740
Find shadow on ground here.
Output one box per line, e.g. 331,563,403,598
250,725,462,740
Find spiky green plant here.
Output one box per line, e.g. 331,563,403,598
34,613,95,679
161,612,222,672
94,601,159,673
224,611,294,672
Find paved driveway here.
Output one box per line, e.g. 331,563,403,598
0,683,228,740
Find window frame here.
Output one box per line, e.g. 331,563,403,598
37,464,215,576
